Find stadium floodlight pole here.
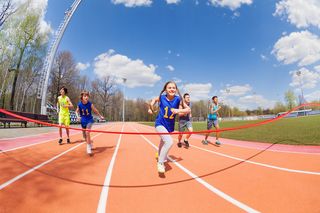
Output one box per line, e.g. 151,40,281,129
122,78,127,122
225,88,231,118
296,70,306,115
37,0,82,115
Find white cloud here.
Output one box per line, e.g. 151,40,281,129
239,94,276,109
260,54,268,61
314,65,320,72
111,0,152,7
168,50,172,54
166,65,175,71
289,67,320,89
251,47,255,52
272,31,320,66
220,84,252,97
76,62,90,71
182,83,212,101
12,0,52,41
166,0,181,4
172,77,182,84
305,90,320,102
94,49,161,88
274,0,320,29
208,0,253,10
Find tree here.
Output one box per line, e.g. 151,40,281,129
0,0,16,28
284,90,296,110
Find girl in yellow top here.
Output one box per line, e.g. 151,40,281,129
57,86,73,145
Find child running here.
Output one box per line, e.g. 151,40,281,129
57,86,73,145
148,81,191,173
177,93,193,148
76,91,104,156
202,96,221,145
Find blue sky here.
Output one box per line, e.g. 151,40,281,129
36,0,320,110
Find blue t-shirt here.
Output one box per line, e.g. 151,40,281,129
155,94,181,132
208,104,219,120
179,102,191,121
78,101,94,124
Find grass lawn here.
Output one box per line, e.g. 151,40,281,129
140,115,320,145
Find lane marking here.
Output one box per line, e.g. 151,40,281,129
138,123,320,155
190,144,320,176
0,124,115,190
132,125,260,213
97,124,125,213
0,124,110,153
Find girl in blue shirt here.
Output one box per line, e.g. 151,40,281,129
148,81,191,173
76,91,104,156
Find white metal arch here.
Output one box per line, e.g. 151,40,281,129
37,0,82,114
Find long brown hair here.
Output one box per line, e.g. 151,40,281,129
159,81,184,108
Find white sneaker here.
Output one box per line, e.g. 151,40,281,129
87,144,92,155
90,143,94,150
157,162,165,173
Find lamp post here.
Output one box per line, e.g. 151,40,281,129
122,78,127,122
226,88,231,118
296,70,306,115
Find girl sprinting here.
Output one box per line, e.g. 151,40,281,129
148,81,191,173
76,91,104,156
57,86,73,145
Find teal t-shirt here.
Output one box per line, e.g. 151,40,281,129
208,104,218,120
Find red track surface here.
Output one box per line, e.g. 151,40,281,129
1,123,320,213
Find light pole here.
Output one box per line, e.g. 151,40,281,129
225,88,232,118
122,78,127,122
296,70,306,115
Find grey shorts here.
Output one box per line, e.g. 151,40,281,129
179,120,192,132
207,119,218,130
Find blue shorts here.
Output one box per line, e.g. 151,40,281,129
81,118,94,129
207,119,218,130
179,120,192,132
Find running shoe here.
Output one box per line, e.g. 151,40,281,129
157,162,165,173
184,139,190,148
177,142,182,148
215,140,221,145
87,144,92,155
202,140,208,145
58,138,63,145
67,138,71,144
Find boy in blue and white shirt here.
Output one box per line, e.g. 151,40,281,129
202,96,221,145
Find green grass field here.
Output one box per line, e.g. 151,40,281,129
140,115,320,145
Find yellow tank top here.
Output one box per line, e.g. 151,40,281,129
58,95,70,116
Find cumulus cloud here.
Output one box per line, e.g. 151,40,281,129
260,54,268,61
239,94,276,109
272,31,320,66
11,0,52,41
289,67,320,89
305,90,320,102
76,62,90,71
166,65,175,71
182,83,212,101
94,49,161,88
208,0,253,10
220,84,252,97
111,0,152,7
274,0,320,29
166,0,181,4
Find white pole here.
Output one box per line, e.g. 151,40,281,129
122,78,127,122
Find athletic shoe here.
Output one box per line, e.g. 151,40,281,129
177,142,182,148
202,140,208,145
184,139,190,148
58,139,63,145
157,162,165,173
87,144,92,155
67,138,71,144
215,140,221,145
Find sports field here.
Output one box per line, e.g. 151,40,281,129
141,115,320,145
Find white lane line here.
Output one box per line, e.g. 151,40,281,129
190,144,320,176
137,124,320,173
138,123,320,155
0,124,114,190
131,125,260,213
96,124,125,213
0,124,110,153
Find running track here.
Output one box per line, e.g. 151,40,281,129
0,123,320,212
